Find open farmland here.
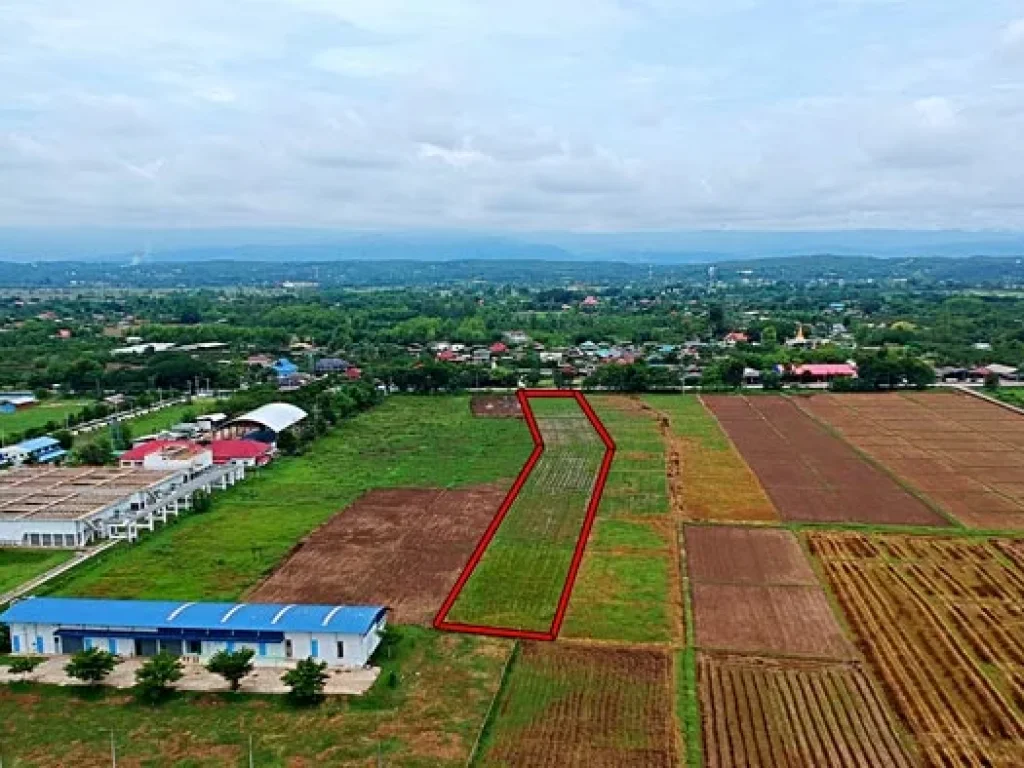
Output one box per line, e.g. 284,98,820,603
643,395,777,522
799,391,1024,530
477,643,679,767
704,395,948,526
687,525,855,659
471,394,523,418
249,485,509,624
807,531,1024,766
591,396,669,517
560,396,678,643
442,395,612,635
50,396,533,600
699,653,915,768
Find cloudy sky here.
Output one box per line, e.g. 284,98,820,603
1,0,1023,232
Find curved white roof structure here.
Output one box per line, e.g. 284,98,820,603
227,402,307,433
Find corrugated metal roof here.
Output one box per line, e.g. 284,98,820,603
226,403,307,433
0,597,385,635
9,436,61,452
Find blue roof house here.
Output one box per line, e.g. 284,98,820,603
0,597,387,667
0,436,67,466
272,358,298,378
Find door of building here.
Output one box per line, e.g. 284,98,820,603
62,636,84,654
134,638,158,657
310,639,319,658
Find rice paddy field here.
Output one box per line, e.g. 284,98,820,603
4,390,1024,766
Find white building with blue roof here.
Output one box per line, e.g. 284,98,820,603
0,597,387,668
0,436,67,467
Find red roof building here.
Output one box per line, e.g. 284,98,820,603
581,296,599,307
791,363,857,381
489,342,508,354
119,440,186,465
211,439,272,466
345,367,362,380
436,350,458,362
723,331,748,345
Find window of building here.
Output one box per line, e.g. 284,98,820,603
41,533,52,547
284,639,293,658
187,640,202,655
336,640,344,658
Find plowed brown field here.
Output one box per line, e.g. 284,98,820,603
798,391,1024,529
471,395,523,417
699,653,916,768
685,525,818,585
479,643,678,767
248,486,508,624
703,395,947,526
807,531,1024,766
686,525,855,659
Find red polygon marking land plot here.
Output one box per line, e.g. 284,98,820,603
433,389,616,641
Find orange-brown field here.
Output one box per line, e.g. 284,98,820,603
807,531,1024,766
642,395,778,522
699,653,915,768
798,391,1024,529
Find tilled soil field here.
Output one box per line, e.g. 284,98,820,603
798,391,1024,529
699,653,916,768
248,485,508,624
684,525,818,586
686,525,855,659
470,395,524,418
479,643,678,767
703,395,947,527
807,531,1024,766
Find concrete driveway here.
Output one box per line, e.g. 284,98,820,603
0,655,378,695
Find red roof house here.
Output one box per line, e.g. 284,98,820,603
581,296,599,307
723,332,748,345
345,367,362,380
436,350,458,362
211,439,272,466
489,342,508,354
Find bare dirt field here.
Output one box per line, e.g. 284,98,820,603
699,653,915,768
687,524,855,659
684,525,819,586
249,485,508,624
479,642,679,767
703,395,947,527
807,531,1024,766
471,395,523,418
798,391,1024,529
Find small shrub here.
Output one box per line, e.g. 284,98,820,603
64,648,120,685
206,648,255,691
283,657,329,705
9,656,43,674
134,652,184,703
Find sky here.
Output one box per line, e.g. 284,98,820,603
1,0,1023,233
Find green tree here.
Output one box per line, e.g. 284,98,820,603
761,370,782,390
206,648,255,691
984,371,1001,391
761,325,778,349
282,657,330,704
276,430,299,455
53,429,74,450
134,651,184,703
64,647,119,685
9,656,43,675
73,437,113,466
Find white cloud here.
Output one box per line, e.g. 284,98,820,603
0,1,1022,230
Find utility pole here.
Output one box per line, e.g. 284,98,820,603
248,733,254,768
109,729,117,767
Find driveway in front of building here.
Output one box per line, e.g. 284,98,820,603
0,656,379,695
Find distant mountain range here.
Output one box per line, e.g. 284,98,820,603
2,229,1024,264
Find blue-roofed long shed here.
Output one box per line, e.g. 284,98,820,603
0,597,387,667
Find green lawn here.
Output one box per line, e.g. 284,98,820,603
0,400,88,436
446,398,606,632
0,550,75,596
994,388,1024,408
0,626,512,767
49,396,533,601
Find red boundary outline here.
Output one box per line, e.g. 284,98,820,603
433,389,616,641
